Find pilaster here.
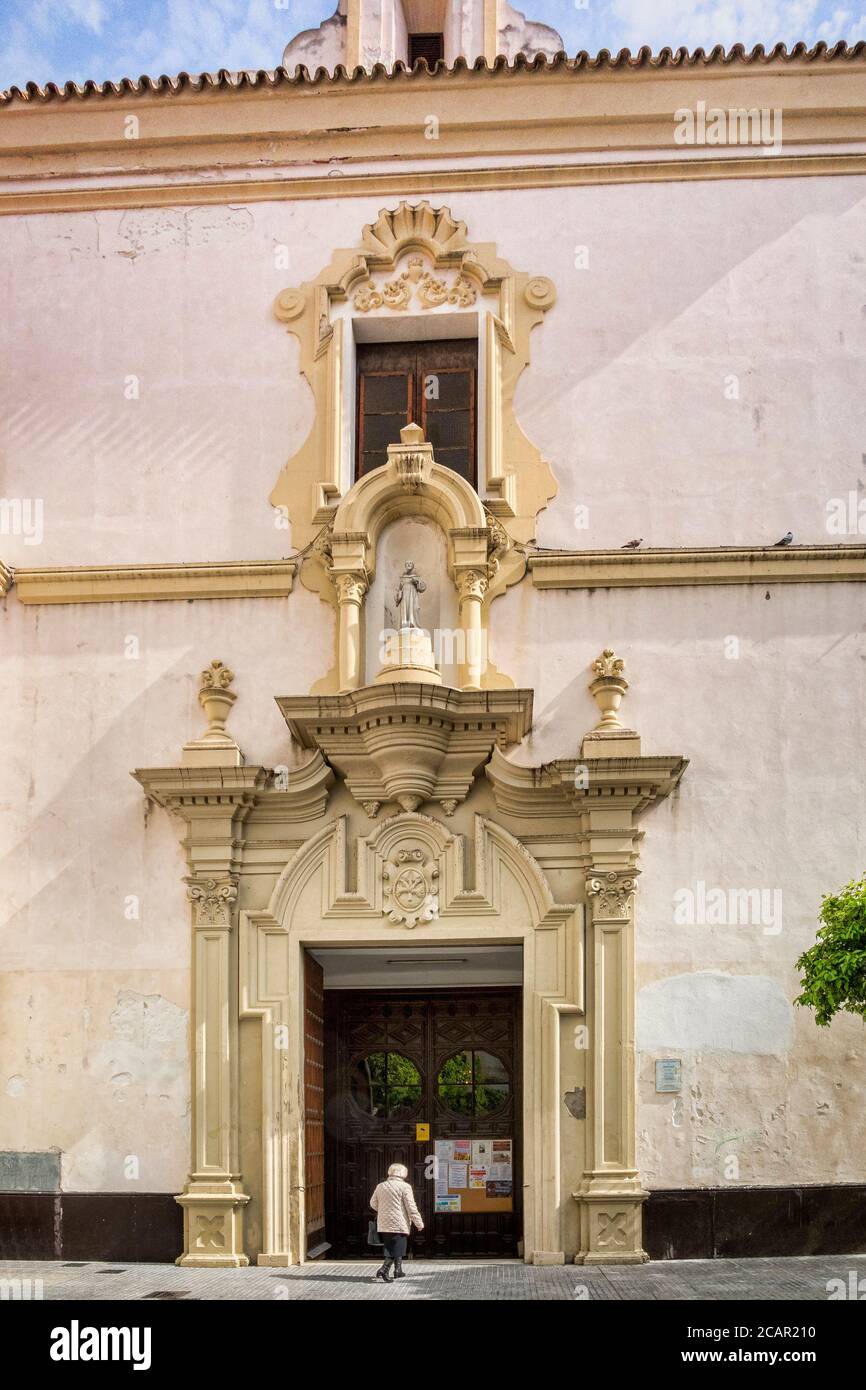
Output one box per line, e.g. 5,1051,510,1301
134,742,269,1267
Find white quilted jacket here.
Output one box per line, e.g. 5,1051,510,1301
370,1177,424,1234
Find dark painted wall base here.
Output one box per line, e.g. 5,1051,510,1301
644,1185,866,1261
1,1186,863,1263
0,1193,182,1264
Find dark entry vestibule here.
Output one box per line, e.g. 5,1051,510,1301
305,946,522,1259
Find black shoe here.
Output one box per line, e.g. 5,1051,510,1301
376,1264,392,1283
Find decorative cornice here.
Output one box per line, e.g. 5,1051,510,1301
256,751,335,822
278,684,533,815
528,544,866,590
132,764,270,813
485,747,688,819
1,154,864,218
4,51,865,218
12,560,297,605
10,546,862,612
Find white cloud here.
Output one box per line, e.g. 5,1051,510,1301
607,0,823,51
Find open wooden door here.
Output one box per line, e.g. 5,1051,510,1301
303,951,328,1257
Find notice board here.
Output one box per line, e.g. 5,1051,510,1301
434,1138,513,1213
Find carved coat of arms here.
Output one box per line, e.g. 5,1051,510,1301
382,846,439,929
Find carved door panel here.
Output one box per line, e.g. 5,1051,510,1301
324,988,521,1258
303,952,326,1255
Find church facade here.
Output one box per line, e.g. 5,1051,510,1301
1,3,865,1267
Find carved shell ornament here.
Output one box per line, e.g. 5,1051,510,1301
383,846,440,929
353,254,478,314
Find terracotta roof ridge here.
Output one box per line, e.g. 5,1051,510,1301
2,40,865,105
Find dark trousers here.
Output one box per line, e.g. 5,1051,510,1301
380,1233,408,1261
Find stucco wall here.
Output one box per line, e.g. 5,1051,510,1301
2,176,864,570
2,172,865,1195
0,590,332,1192
495,577,866,1188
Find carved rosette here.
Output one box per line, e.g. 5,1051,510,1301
585,871,637,923
186,876,239,927
383,846,439,929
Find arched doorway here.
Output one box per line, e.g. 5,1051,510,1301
240,813,583,1265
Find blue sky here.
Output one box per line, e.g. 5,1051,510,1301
1,0,864,91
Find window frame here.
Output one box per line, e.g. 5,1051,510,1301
355,337,478,487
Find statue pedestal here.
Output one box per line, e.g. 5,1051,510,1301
374,627,441,686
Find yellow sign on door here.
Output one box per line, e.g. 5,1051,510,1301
415,1123,430,1141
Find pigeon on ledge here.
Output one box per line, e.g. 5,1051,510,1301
772,532,794,547
621,538,643,550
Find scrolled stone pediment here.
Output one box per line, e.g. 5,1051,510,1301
277,684,533,817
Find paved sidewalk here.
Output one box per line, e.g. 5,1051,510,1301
3,1254,864,1301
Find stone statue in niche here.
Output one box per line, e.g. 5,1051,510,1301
375,559,440,687
395,561,426,630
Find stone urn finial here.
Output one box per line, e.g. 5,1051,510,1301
589,648,628,731
199,660,237,741
181,661,243,767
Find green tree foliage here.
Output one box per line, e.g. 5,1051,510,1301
795,875,866,1026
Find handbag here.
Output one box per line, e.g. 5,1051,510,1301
367,1219,383,1247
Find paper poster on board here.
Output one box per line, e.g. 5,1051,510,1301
448,1161,468,1189
490,1139,513,1181
468,1166,488,1190
471,1139,491,1165
486,1180,512,1199
452,1139,471,1162
435,1194,461,1212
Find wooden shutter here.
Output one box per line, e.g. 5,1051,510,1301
356,338,476,485
418,340,476,485
356,342,414,478
409,33,444,69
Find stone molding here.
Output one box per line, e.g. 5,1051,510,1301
10,560,297,605
3,53,866,216
278,684,533,815
303,422,516,691
3,153,865,218
239,811,584,1264
271,201,557,565
528,544,866,589
7,544,865,611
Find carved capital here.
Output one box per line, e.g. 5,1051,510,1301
455,568,489,602
185,876,238,927
335,572,367,605
585,871,637,922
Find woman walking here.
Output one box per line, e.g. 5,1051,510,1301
370,1162,424,1282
